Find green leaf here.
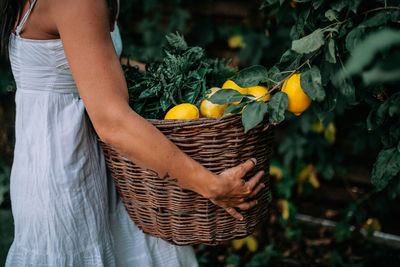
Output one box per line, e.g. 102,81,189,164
232,65,268,87
138,89,156,99
290,9,311,40
371,147,400,191
320,60,339,86
360,11,391,28
362,66,400,85
226,254,241,266
277,49,301,70
238,32,269,65
344,29,400,76
268,66,284,83
367,93,400,131
160,94,172,111
332,72,355,103
268,92,289,123
242,101,269,133
325,10,338,21
312,0,324,9
325,38,336,64
300,66,326,101
165,32,188,51
291,28,325,54
348,0,362,14
381,121,400,148
223,102,246,116
392,10,400,22
314,85,337,125
245,244,281,267
208,89,244,105
335,221,352,242
330,0,348,12
345,27,364,53
278,134,307,166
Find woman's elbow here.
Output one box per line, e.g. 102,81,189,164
90,109,125,146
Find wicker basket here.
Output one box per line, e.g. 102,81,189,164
100,114,273,246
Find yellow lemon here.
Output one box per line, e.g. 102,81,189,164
222,80,248,105
247,86,271,102
362,218,382,233
246,236,258,252
281,74,311,116
311,120,324,133
164,103,199,120
200,87,228,118
277,199,290,220
269,165,283,181
324,123,336,144
232,238,246,250
228,35,245,49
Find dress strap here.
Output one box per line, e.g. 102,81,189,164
15,0,38,36
116,0,120,21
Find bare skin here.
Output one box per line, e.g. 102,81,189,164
15,0,265,220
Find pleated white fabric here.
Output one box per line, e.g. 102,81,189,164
5,1,198,266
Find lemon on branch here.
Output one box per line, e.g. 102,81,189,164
281,74,311,116
164,103,199,120
247,86,271,102
222,80,248,105
200,87,228,118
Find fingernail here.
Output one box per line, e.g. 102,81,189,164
250,158,257,165
240,216,244,221
261,183,265,188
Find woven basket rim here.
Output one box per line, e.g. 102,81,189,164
148,113,239,124
148,113,272,130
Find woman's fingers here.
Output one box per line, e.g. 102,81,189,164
248,182,265,199
225,158,257,178
236,199,258,210
245,170,265,192
225,207,244,221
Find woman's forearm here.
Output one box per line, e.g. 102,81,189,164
99,104,219,198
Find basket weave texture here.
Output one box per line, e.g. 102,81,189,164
100,115,273,246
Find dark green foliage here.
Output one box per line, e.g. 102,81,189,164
0,159,10,205
267,92,289,123
242,101,269,133
300,66,326,102
208,89,243,105
124,33,234,119
231,65,268,88
0,209,13,266
245,244,283,267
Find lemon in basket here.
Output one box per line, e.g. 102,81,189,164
200,87,228,118
281,74,311,116
164,103,199,120
247,86,270,102
222,80,248,104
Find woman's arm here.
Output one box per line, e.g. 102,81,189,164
51,0,264,220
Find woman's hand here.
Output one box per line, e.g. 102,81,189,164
208,158,265,220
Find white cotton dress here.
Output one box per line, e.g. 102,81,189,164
5,1,198,266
